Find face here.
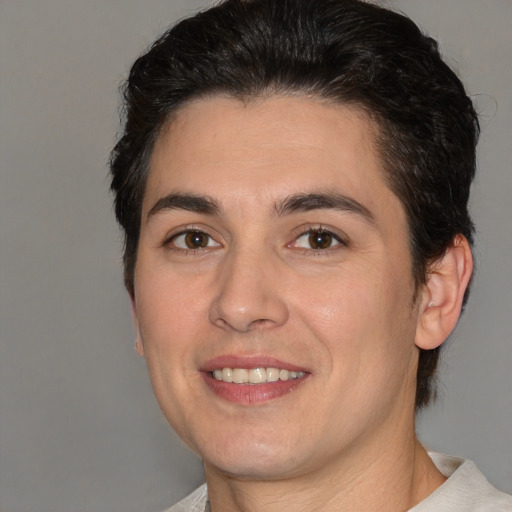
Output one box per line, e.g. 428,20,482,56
133,96,423,481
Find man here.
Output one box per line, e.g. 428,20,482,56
110,0,512,510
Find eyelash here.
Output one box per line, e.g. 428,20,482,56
291,226,347,252
163,226,347,255
164,228,220,255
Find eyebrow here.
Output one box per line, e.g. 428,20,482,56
275,192,375,224
147,191,374,224
147,193,220,219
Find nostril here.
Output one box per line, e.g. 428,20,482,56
212,316,270,332
248,318,273,328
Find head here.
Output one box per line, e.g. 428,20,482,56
110,0,478,411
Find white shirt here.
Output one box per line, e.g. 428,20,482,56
164,453,512,512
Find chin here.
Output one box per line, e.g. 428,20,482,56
198,431,307,480
206,455,303,481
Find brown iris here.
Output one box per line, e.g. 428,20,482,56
308,230,334,249
184,231,209,248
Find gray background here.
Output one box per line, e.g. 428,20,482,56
1,1,510,511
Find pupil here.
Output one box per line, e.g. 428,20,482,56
185,232,207,248
309,231,332,249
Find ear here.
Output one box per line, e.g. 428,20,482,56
131,299,145,358
415,235,473,350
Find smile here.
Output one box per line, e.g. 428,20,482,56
211,367,306,384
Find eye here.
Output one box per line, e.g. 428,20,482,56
293,228,344,250
169,230,220,250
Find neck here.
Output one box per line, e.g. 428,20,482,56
204,435,445,512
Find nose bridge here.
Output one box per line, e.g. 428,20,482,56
209,240,289,332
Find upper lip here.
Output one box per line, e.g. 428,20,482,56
200,355,310,373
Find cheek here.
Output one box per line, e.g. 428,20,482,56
296,265,416,368
297,269,380,340
134,271,209,437
135,269,208,348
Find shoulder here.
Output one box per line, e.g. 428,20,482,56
411,453,512,512
163,484,208,512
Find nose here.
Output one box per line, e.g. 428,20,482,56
209,247,289,333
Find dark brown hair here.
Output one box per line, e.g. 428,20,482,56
110,0,479,409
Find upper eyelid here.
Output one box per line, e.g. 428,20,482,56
295,230,344,243
170,229,213,241
293,225,348,243
297,227,342,238
163,225,221,244
162,226,220,246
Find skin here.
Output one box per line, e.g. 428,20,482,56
132,96,472,511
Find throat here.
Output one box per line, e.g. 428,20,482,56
202,440,446,512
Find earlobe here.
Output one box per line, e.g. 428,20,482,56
415,235,473,350
131,299,145,358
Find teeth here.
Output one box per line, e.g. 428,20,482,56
249,367,266,384
266,367,280,382
211,367,305,384
233,368,248,383
222,368,233,383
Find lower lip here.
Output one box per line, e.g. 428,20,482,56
201,372,307,405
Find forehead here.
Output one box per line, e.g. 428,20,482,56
144,95,399,223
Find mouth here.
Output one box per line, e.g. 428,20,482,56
201,356,310,405
210,367,306,384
